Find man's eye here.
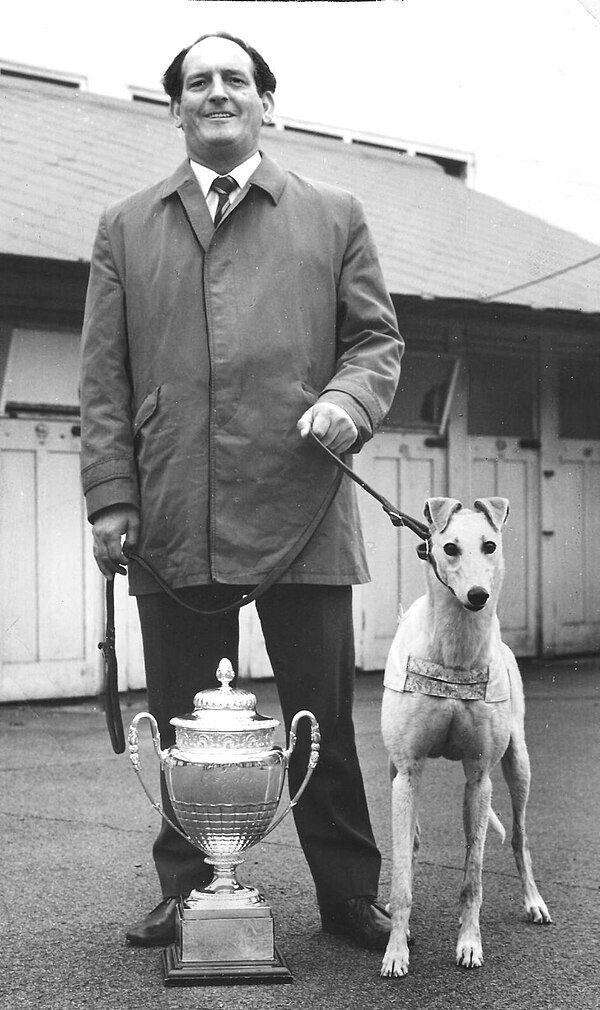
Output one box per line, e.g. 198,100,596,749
482,541,497,554
443,543,459,557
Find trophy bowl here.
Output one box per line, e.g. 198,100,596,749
128,658,320,985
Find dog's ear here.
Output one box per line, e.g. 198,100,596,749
473,497,510,530
424,497,462,533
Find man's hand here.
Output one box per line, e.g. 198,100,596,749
297,401,358,455
92,505,140,579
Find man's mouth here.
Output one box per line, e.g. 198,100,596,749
206,112,234,120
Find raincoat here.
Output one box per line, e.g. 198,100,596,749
80,155,402,593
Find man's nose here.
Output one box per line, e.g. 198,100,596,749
208,75,228,100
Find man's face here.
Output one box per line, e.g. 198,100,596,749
171,36,274,169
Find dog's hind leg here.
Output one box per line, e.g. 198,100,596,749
501,734,552,924
456,761,492,968
381,759,424,978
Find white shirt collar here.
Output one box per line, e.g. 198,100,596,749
190,151,262,200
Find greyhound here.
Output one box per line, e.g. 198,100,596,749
380,497,551,978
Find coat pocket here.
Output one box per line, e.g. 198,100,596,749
133,386,160,437
300,381,320,403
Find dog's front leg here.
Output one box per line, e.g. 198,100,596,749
456,762,492,968
381,760,423,978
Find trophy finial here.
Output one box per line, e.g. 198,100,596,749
216,658,235,691
192,658,255,712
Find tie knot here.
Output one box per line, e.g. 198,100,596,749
211,175,237,197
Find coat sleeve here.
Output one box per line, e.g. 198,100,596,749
80,211,139,521
319,194,403,449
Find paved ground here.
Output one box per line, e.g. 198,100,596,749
1,656,599,1009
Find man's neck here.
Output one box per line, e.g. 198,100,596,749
187,147,260,177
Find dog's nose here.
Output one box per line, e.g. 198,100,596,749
467,586,489,609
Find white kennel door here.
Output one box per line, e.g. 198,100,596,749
468,436,539,657
0,418,147,702
0,418,101,701
353,432,446,671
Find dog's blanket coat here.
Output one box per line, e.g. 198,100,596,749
384,651,511,702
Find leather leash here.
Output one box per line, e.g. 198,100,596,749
309,435,456,589
100,435,432,754
308,432,430,540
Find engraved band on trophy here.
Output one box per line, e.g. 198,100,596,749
128,658,320,985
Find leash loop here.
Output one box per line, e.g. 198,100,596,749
98,578,126,754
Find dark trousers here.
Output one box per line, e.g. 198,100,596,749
136,583,381,909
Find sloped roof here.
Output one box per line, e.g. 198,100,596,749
2,74,600,313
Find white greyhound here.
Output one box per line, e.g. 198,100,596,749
380,497,551,978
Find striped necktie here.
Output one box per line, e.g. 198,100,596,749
211,175,237,226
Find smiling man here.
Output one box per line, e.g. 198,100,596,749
80,32,402,952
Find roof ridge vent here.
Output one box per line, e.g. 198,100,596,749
272,116,475,182
0,59,87,90
128,85,169,106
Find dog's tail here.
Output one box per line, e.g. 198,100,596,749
488,809,506,844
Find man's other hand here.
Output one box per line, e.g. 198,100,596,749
297,401,358,455
92,505,140,579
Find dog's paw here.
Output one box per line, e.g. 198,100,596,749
381,939,410,978
526,896,552,924
456,938,484,969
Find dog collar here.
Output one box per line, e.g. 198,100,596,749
416,539,457,597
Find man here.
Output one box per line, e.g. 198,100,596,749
80,32,402,951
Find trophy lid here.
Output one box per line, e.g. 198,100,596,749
170,658,279,733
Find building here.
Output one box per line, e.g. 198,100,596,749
1,68,599,702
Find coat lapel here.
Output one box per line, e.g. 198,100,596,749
161,160,214,252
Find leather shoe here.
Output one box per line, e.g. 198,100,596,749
126,897,179,947
321,896,391,950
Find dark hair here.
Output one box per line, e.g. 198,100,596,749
162,31,277,101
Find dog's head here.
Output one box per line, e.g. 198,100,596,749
419,497,510,611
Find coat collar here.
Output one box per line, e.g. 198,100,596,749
246,151,288,203
159,153,287,252
160,152,287,203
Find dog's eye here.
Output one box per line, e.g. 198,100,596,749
482,541,497,554
443,543,459,557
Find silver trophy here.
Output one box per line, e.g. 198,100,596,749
128,658,320,985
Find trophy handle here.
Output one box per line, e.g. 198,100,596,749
262,709,320,839
128,712,191,843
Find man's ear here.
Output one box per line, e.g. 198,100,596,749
261,91,275,125
170,97,182,129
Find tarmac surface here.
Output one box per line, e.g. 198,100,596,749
1,656,599,1010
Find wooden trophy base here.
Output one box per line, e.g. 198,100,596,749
161,901,293,986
